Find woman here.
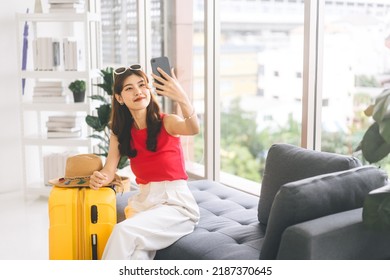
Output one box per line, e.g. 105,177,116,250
89,64,200,260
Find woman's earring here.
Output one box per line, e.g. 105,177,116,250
119,101,124,105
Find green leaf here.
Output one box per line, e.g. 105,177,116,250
361,122,390,163
97,104,111,127
373,89,390,122
95,83,112,95
364,104,374,117
363,188,390,230
88,134,107,143
95,67,114,96
89,95,109,104
94,152,108,158
85,115,105,132
68,80,86,93
377,196,390,229
118,155,129,169
84,67,116,166
97,143,109,154
378,118,390,144
355,141,362,152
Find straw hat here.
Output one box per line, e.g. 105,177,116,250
49,154,107,187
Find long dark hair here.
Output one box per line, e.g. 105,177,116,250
110,69,162,158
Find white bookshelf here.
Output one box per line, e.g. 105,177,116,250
22,136,92,147
20,69,101,79
22,102,90,111
16,2,102,197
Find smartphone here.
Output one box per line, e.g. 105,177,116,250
150,56,171,84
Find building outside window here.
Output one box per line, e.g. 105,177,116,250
101,0,163,65
217,0,304,188
321,0,390,173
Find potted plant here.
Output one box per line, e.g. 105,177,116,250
356,88,390,163
356,88,390,231
68,79,86,103
85,67,129,169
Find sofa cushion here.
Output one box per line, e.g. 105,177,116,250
155,180,264,259
258,143,362,225
259,165,388,260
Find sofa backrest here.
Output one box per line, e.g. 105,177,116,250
258,144,362,225
259,165,388,260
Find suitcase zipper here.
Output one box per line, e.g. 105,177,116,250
76,188,86,259
90,203,98,260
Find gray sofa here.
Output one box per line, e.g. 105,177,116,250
116,143,390,259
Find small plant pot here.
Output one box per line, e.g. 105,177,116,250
73,91,85,103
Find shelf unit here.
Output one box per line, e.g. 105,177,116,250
16,6,102,197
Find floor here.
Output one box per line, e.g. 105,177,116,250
0,191,49,260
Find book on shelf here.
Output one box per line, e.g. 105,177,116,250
33,90,64,97
32,38,41,70
48,0,85,4
46,115,82,138
46,121,80,129
32,37,61,71
47,130,82,138
48,0,85,11
46,117,81,130
32,37,80,71
47,115,81,123
63,37,80,71
47,126,81,133
33,80,64,99
53,41,61,68
49,3,85,13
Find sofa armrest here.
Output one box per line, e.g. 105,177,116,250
277,208,390,260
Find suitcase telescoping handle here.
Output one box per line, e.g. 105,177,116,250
91,234,98,260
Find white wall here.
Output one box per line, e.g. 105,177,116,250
0,1,35,193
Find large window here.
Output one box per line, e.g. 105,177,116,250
321,0,390,172
101,0,139,64
100,0,390,194
100,0,205,177
101,0,163,65
218,0,304,188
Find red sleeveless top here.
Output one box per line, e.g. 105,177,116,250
129,116,188,185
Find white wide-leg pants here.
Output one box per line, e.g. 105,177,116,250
102,180,200,260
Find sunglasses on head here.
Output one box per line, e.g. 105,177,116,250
114,64,142,76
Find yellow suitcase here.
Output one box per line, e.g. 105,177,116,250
48,186,117,260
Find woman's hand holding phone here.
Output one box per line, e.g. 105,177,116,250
150,56,189,104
